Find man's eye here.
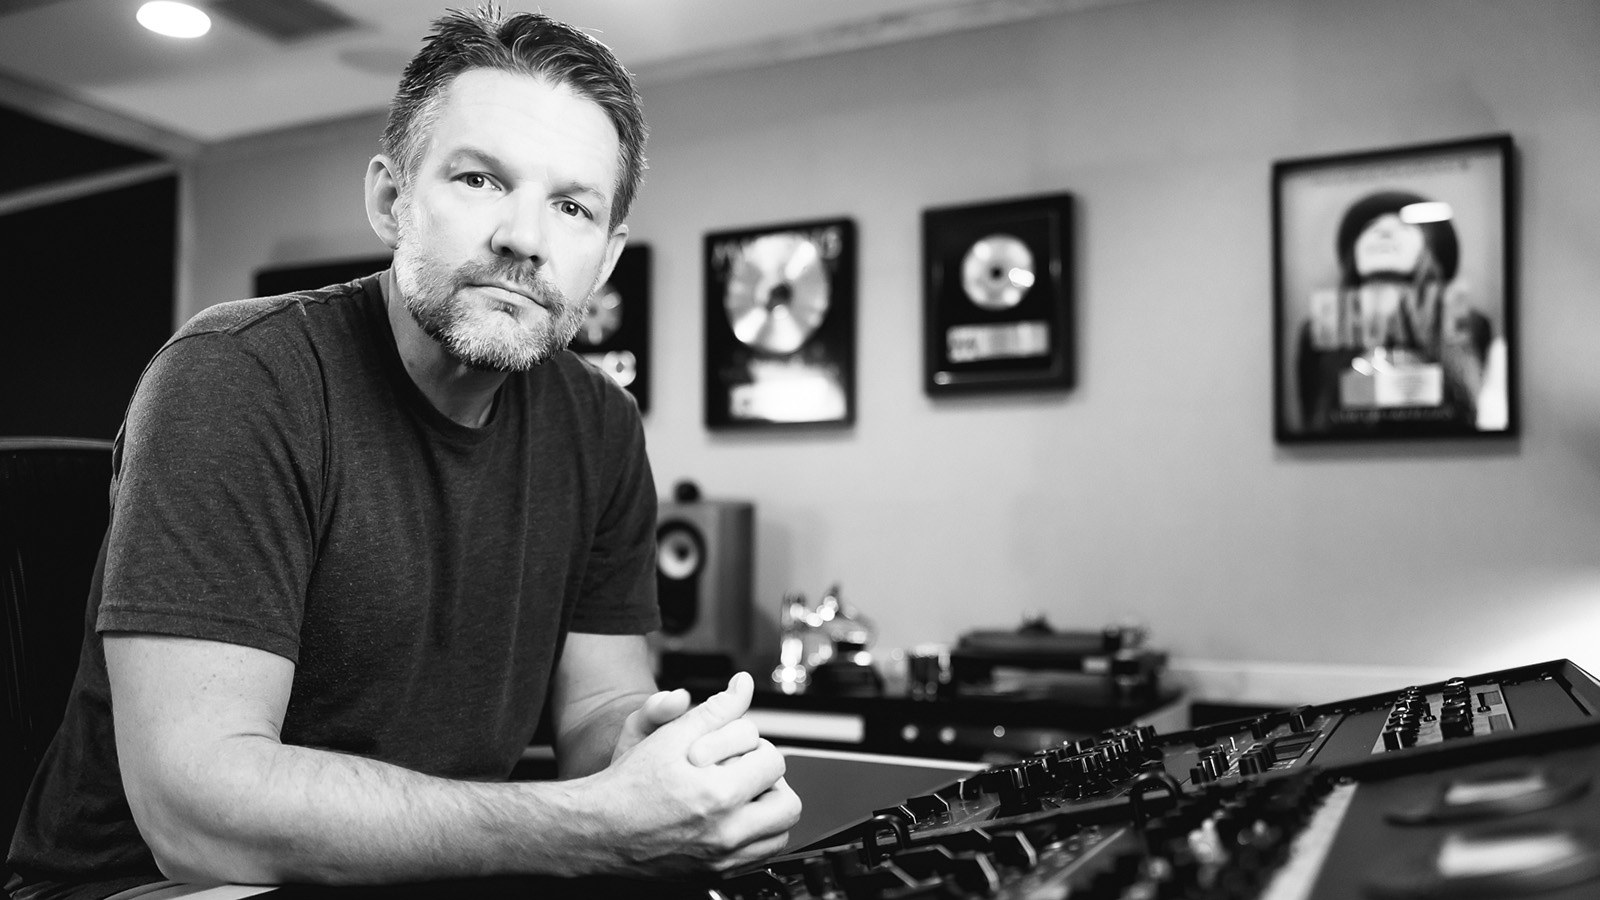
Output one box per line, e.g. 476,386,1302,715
558,200,591,219
460,173,494,189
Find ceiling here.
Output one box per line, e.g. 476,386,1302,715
0,0,1138,156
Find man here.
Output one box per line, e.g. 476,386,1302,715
6,7,799,898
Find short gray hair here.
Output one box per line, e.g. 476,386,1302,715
381,5,647,225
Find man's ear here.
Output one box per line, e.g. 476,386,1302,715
365,155,403,250
595,224,629,288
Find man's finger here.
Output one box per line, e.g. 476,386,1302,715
614,689,691,756
657,671,755,741
686,717,761,767
708,778,801,863
639,689,691,727
705,738,786,802
714,831,794,873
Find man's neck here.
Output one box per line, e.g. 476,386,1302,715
381,268,508,429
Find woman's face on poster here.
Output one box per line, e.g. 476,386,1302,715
1353,212,1426,278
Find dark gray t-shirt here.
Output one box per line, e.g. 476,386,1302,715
7,274,660,894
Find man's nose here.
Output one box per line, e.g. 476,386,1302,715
490,195,548,263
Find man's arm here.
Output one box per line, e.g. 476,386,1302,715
546,632,666,778
547,633,765,777
107,634,798,885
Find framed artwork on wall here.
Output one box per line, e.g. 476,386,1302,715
1272,134,1516,442
703,217,856,429
572,243,652,412
922,192,1074,395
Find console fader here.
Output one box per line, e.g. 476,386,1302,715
712,658,1600,900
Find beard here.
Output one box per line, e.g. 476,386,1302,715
392,209,592,373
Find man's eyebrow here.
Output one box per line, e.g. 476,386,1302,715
441,145,507,172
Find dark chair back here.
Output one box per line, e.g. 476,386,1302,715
1,437,114,852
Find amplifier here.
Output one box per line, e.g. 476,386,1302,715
713,658,1600,900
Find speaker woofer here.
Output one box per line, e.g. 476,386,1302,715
656,522,706,635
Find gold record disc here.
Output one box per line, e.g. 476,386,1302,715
724,232,830,355
961,233,1036,311
575,283,623,348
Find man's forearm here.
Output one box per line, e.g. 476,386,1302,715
553,687,653,778
132,672,798,885
137,736,605,885
547,633,663,779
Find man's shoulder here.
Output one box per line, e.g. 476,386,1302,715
178,278,372,342
540,351,642,420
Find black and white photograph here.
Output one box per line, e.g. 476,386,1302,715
2,3,1598,899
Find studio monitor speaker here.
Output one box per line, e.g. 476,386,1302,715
655,498,753,660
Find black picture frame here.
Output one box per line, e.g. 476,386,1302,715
1272,134,1516,442
923,193,1074,395
571,243,652,412
703,217,856,429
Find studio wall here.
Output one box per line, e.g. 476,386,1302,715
184,0,1600,702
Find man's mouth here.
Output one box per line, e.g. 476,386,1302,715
473,282,547,311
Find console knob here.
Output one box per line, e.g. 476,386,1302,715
988,830,1040,870
1287,706,1312,732
946,852,1002,895
977,766,1014,794
1238,753,1266,776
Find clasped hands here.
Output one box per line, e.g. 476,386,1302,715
599,671,802,875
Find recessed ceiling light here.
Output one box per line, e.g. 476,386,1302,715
137,1,212,39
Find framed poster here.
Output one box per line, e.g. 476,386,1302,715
572,243,651,411
923,193,1074,394
1273,134,1516,442
703,217,855,429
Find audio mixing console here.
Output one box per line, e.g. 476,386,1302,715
711,658,1600,900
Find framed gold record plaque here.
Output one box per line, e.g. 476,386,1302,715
704,218,856,428
571,243,651,411
923,193,1074,394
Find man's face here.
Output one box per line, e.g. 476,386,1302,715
391,68,627,371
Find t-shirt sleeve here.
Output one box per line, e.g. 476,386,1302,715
569,385,660,635
98,330,322,663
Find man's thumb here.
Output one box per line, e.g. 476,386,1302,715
664,671,754,737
